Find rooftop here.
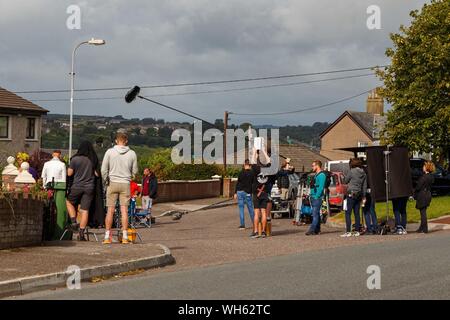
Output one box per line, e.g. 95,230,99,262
0,87,48,114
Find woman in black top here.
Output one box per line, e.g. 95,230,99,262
415,161,435,233
234,159,255,229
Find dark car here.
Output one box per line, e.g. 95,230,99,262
410,158,450,196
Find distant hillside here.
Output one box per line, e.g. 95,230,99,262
42,114,328,152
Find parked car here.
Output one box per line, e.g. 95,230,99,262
326,160,350,176
270,173,300,218
327,172,348,211
410,158,450,195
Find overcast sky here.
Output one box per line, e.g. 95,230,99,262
0,0,428,126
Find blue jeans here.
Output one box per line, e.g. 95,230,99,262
345,196,361,232
237,191,255,226
392,197,408,229
363,196,378,233
308,197,323,234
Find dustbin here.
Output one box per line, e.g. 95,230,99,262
52,182,72,240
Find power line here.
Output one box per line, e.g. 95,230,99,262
14,65,386,94
137,95,218,128
27,73,375,102
145,73,375,98
230,89,373,116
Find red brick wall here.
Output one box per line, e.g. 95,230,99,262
156,180,221,203
0,195,43,250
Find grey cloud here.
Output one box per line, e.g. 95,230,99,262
0,0,428,125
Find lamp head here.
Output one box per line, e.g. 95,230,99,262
88,38,106,45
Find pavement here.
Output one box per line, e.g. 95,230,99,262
13,232,450,300
0,197,228,298
0,241,174,298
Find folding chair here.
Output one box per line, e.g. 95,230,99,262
129,198,152,228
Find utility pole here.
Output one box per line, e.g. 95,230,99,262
223,111,229,173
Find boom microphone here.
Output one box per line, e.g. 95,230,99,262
125,86,141,103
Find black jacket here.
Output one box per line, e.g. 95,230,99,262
414,173,434,209
235,168,255,194
142,174,158,199
278,168,294,189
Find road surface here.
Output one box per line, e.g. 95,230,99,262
15,232,450,300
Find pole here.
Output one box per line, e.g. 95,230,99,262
223,111,229,172
68,48,76,161
68,41,91,161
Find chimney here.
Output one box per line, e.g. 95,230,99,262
366,88,384,114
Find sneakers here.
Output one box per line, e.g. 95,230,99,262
77,231,87,241
340,232,352,238
250,232,260,238
121,238,132,244
340,231,360,237
238,225,246,230
102,238,112,244
305,231,317,236
261,232,267,238
395,227,407,235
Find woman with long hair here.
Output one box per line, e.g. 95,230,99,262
78,141,106,229
414,161,435,234
67,141,105,240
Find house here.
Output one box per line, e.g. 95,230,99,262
320,89,386,160
0,87,48,161
279,144,329,173
228,143,329,173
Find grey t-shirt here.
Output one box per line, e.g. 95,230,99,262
69,155,95,189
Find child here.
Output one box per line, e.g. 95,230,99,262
129,180,141,216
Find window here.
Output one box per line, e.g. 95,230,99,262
357,141,369,158
0,116,9,139
26,118,36,139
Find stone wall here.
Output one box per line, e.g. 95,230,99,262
0,195,43,250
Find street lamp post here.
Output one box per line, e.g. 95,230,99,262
68,38,105,160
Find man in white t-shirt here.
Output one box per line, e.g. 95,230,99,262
41,150,66,187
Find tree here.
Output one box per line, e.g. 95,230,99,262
377,0,450,164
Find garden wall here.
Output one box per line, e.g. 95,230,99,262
156,179,222,203
0,195,43,250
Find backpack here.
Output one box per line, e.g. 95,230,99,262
309,171,332,193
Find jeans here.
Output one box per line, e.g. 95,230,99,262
345,196,361,232
363,195,378,233
392,197,408,229
308,197,323,234
237,191,255,226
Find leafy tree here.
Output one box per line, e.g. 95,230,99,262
377,0,450,164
